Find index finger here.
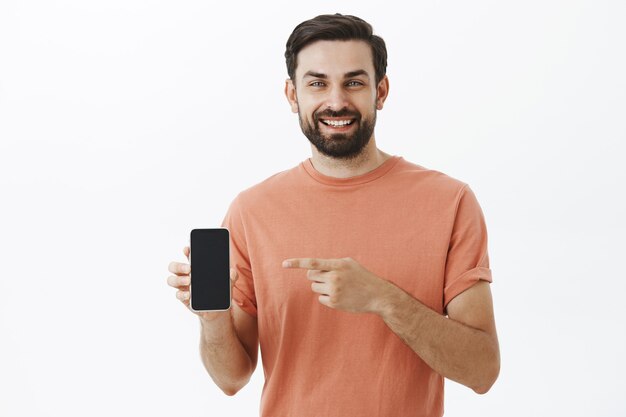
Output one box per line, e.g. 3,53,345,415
168,261,190,275
282,258,338,270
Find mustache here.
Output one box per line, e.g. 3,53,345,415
314,109,360,120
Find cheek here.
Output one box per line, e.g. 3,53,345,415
357,95,377,110
298,95,325,112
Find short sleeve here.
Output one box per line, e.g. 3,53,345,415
220,194,257,318
443,184,493,310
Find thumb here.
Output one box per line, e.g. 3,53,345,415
230,268,239,284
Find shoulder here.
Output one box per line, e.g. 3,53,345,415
230,161,302,208
391,156,469,201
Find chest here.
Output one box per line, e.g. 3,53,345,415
245,193,453,316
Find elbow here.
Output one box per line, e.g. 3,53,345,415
220,374,252,397
473,381,494,395
472,349,500,395
208,376,245,397
222,387,239,396
221,380,245,396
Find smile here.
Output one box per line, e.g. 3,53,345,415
320,119,356,127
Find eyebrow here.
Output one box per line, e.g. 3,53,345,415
303,69,370,80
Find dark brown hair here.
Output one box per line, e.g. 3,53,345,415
285,13,388,85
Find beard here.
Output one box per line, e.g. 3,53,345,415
298,105,376,160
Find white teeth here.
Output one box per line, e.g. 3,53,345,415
322,119,353,127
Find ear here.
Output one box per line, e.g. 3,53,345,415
376,75,389,110
284,78,299,113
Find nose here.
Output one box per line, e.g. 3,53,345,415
323,84,350,110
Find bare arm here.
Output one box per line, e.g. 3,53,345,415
375,280,500,394
168,246,259,396
198,305,258,396
281,256,500,393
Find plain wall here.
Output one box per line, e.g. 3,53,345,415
1,1,625,416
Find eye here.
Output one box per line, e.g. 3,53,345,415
347,80,364,87
309,81,325,87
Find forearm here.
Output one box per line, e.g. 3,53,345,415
375,282,499,393
198,313,253,396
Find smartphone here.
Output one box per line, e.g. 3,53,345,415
189,228,231,312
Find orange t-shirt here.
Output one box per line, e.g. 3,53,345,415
220,155,492,417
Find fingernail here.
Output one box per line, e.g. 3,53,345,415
282,261,291,267
183,292,189,300
181,278,190,285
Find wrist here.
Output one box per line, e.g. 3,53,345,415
370,279,401,318
199,312,233,340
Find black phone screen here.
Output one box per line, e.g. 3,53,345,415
190,228,231,311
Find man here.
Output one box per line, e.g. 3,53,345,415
167,13,500,417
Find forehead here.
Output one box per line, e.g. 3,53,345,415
295,39,375,79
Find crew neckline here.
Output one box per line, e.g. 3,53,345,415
301,155,402,186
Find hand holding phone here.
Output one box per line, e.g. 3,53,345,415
167,230,237,321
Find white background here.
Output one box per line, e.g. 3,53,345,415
1,0,625,416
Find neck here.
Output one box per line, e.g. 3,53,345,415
309,139,392,179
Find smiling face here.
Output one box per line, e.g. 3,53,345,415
285,40,389,159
